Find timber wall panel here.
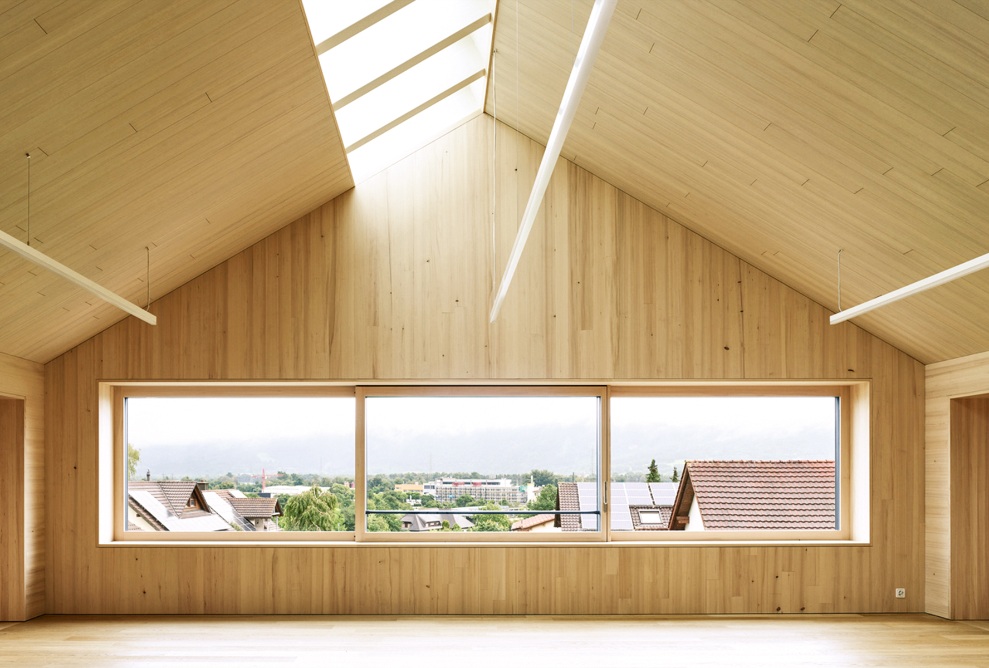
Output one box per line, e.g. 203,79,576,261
45,116,925,614
0,352,44,620
950,396,989,619
926,351,989,619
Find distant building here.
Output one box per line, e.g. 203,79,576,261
128,481,282,532
427,478,525,504
557,481,676,532
400,512,474,532
208,489,282,531
394,483,423,494
261,484,330,497
128,481,232,532
510,514,556,532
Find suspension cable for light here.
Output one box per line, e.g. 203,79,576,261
489,0,617,323
830,250,989,325
0,153,157,325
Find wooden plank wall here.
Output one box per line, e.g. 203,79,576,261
926,350,989,619
949,397,989,620
0,352,45,620
44,116,925,615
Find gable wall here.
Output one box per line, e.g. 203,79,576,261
44,116,925,614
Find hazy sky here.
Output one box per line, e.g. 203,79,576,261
126,394,837,478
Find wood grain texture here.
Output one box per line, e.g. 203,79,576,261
488,0,989,364
925,350,989,618
0,0,353,363
0,352,45,621
949,396,989,620
0,614,987,666
44,116,925,615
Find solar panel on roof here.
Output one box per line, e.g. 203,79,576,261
649,482,678,505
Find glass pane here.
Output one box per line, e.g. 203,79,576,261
364,394,600,533
301,0,495,182
610,396,838,532
124,396,355,533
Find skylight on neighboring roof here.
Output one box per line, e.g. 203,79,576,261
301,0,496,182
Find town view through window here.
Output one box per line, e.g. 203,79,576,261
123,392,839,535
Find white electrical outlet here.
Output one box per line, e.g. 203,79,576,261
895,588,906,599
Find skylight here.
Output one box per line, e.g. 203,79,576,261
301,0,496,182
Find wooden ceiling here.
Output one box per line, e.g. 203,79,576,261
488,0,989,364
2,0,987,366
0,0,353,363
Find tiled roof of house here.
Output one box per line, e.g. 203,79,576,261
401,513,474,531
228,497,281,519
510,513,556,531
128,481,211,519
556,482,582,531
684,460,836,530
629,505,672,530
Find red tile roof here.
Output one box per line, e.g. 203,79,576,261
682,460,836,530
556,482,581,531
510,513,556,531
128,481,212,519
228,497,281,519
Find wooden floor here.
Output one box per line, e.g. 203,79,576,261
0,614,987,666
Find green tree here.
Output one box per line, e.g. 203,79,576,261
280,485,342,531
127,443,141,480
470,503,511,532
671,466,679,483
529,469,557,487
528,484,557,511
646,459,661,483
454,494,477,507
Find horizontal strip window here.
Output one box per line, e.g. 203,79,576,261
99,382,869,545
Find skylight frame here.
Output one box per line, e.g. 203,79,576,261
302,0,497,182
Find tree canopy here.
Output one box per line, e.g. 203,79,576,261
280,485,343,531
528,484,558,511
646,459,661,483
127,443,141,480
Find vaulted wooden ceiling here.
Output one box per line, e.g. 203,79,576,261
488,0,989,364
0,0,352,362
2,0,988,366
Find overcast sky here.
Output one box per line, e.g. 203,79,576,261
126,394,836,478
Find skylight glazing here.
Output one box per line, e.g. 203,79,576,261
301,0,496,182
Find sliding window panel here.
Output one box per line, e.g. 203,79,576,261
116,388,355,541
360,387,605,542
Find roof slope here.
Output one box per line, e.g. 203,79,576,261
128,481,209,518
684,460,836,530
228,497,281,519
0,0,353,362
490,1,989,363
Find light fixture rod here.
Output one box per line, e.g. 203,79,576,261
489,0,617,323
0,229,157,325
830,250,989,325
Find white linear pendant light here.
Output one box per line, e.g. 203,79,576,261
489,0,618,323
0,229,158,325
830,251,989,325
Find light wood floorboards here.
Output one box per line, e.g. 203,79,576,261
0,614,986,666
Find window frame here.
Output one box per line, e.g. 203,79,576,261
607,383,864,543
356,385,608,544
98,381,869,546
104,383,357,543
